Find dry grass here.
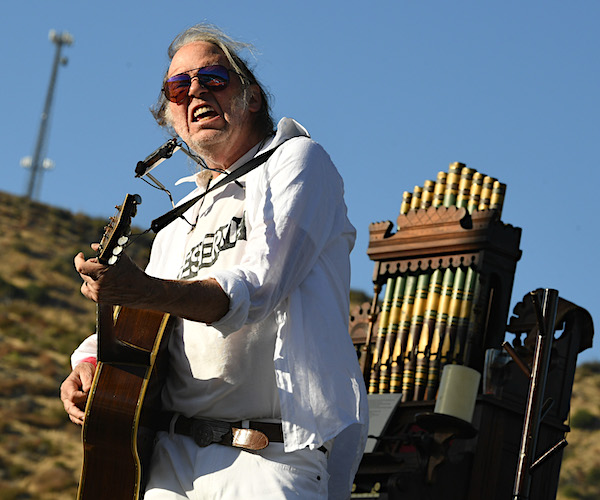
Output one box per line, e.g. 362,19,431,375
0,190,152,499
0,190,596,499
556,363,600,499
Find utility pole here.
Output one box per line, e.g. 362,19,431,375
23,29,73,200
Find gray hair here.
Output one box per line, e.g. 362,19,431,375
151,23,274,138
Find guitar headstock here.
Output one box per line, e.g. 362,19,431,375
98,194,142,266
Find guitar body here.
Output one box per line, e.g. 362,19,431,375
77,306,173,500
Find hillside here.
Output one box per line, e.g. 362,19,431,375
0,190,152,500
0,189,597,499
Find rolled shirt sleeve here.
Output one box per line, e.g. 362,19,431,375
210,136,355,334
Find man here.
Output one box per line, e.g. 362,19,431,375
60,23,367,499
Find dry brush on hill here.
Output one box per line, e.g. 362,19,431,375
0,190,597,500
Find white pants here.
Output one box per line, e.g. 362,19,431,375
143,431,329,500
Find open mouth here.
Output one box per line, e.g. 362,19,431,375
192,106,219,122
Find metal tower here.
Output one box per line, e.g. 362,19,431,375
23,29,74,200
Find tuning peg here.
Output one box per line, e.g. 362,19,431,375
112,246,123,256
117,236,129,246
108,255,118,265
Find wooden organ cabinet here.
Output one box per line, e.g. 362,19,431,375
350,163,594,499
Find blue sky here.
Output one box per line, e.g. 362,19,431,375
1,1,598,363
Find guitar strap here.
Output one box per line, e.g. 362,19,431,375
150,141,286,233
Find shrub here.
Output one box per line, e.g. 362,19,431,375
577,361,600,378
586,466,600,484
558,483,580,498
23,284,50,305
570,408,600,430
0,277,22,301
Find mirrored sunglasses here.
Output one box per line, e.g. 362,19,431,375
163,65,231,104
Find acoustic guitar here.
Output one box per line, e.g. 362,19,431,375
77,194,173,500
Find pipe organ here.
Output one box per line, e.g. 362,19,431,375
350,162,594,499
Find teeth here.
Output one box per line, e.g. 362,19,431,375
193,106,213,120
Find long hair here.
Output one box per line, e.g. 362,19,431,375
151,24,274,138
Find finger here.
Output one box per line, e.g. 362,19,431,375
60,366,92,402
63,394,85,411
68,407,86,426
74,252,85,270
80,281,96,301
74,251,102,275
74,254,96,281
69,415,84,426
62,393,85,419
79,365,96,392
60,374,79,396
62,388,88,425
70,390,89,404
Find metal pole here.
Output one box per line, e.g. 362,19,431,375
25,30,73,200
512,288,559,499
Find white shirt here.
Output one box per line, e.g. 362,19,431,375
72,118,368,499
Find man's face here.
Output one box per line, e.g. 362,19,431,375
166,41,261,168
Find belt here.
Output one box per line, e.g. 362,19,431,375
156,414,281,451
156,414,327,454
